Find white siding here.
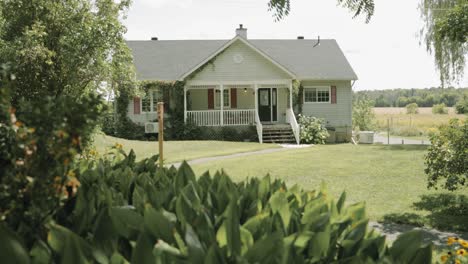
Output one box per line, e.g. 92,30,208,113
301,80,352,128
189,40,291,81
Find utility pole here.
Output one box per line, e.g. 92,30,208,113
157,102,164,167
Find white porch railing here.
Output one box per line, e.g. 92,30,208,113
255,111,263,144
187,109,255,126
187,110,221,126
286,108,300,144
223,109,255,125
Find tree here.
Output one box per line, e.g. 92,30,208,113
425,118,467,190
352,97,375,131
419,0,468,86
406,103,419,114
268,0,467,87
268,0,375,22
0,0,134,102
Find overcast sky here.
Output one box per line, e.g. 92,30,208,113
123,0,468,91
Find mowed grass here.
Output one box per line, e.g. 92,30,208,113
374,107,466,137
191,144,468,232
93,134,279,164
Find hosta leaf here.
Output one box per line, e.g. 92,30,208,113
240,227,254,255
389,230,432,263
109,206,143,239
224,197,241,256
144,206,175,244
258,175,271,201
174,161,196,194
0,224,30,264
269,191,291,230
336,191,346,213
130,233,154,264
48,224,91,264
185,225,205,263
244,232,284,263
30,240,51,264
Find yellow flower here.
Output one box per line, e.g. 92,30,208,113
460,240,468,248
67,170,76,178
448,237,457,245
114,143,123,149
456,249,467,256
440,255,448,263
455,259,460,264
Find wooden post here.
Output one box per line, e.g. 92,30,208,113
387,118,390,145
157,102,164,167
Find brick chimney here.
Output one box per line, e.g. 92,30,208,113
235,24,247,39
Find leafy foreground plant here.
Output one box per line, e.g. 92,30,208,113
1,150,432,263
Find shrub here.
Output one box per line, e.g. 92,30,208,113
353,97,375,131
455,96,468,114
406,103,419,114
298,115,329,144
425,118,468,191
0,150,433,263
432,103,448,114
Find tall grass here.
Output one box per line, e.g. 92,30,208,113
374,107,466,137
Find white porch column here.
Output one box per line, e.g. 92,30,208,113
254,83,258,116
184,86,187,123
289,80,293,110
220,84,224,126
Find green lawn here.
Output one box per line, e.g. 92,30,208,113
93,134,279,164
191,144,468,232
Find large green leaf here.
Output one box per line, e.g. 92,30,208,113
174,161,196,194
130,233,154,264
224,197,241,256
185,225,205,263
389,230,432,263
30,240,51,264
0,224,30,264
48,224,92,264
269,191,291,230
244,232,284,263
109,206,143,239
144,206,176,244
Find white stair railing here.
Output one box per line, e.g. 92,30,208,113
254,111,263,144
286,108,300,144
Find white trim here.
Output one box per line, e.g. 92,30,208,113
186,79,292,87
303,86,331,104
179,36,296,80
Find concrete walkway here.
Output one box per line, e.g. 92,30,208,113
370,221,468,245
169,144,313,168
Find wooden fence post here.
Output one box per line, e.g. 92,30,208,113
158,102,164,167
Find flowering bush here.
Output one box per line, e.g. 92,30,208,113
298,115,329,144
440,237,468,263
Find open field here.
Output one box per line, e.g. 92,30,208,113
191,144,468,232
93,134,279,164
373,107,466,137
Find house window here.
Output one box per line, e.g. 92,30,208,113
141,89,163,112
215,89,230,108
304,87,330,103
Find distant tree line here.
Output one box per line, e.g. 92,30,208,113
354,87,468,107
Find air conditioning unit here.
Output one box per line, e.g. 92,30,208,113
145,122,159,134
358,131,375,144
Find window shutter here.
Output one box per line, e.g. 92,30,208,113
331,86,337,104
207,89,214,109
133,97,141,114
230,88,237,108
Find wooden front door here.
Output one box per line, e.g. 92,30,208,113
258,88,277,122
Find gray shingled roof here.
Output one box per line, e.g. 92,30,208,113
126,38,358,81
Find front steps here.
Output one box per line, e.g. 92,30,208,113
262,124,297,144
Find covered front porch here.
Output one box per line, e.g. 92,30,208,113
183,80,299,143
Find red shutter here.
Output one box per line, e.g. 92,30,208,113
133,97,141,114
207,89,214,109
331,86,337,104
230,88,237,108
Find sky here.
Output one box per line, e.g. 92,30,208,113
122,0,468,91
